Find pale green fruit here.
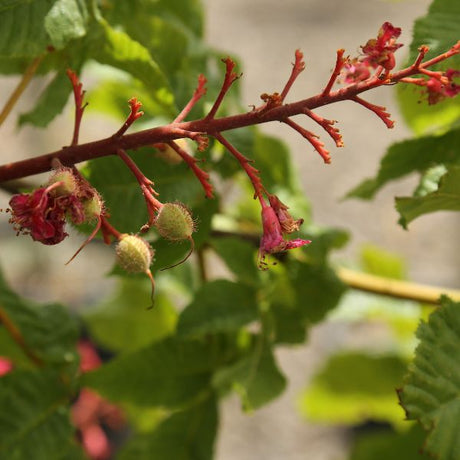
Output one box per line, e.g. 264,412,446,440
116,234,154,274
155,202,195,241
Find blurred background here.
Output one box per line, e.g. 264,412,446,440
1,0,458,459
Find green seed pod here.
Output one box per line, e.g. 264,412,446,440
82,192,103,222
48,168,78,196
116,234,154,274
155,202,195,241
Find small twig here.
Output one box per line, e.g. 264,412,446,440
116,148,162,225
114,97,144,138
66,69,88,146
168,141,213,198
214,132,266,203
283,118,331,163
350,96,394,128
206,58,240,120
303,108,343,147
280,49,306,102
174,74,207,123
321,48,346,97
0,54,44,127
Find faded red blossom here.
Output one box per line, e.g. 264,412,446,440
258,204,310,267
0,357,13,376
268,194,304,234
361,22,402,70
72,340,124,460
342,59,371,83
9,186,68,245
425,69,460,104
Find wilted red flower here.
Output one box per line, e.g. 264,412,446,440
361,22,402,70
425,68,460,104
268,194,304,234
8,186,68,245
0,357,13,376
72,340,124,460
258,203,310,268
342,59,372,83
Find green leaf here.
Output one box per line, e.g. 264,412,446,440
91,17,175,114
288,260,347,323
349,425,431,460
253,131,297,191
213,339,286,411
83,278,177,353
399,296,460,460
397,0,460,134
0,270,78,370
269,302,307,345
84,336,234,408
118,395,218,460
0,369,79,460
44,0,88,50
396,165,460,228
347,129,460,200
19,71,73,127
299,352,407,427
211,237,259,284
177,280,258,337
105,0,204,39
0,0,54,58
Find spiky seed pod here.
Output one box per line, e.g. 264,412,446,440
82,192,103,222
47,167,78,196
155,202,195,241
116,234,154,274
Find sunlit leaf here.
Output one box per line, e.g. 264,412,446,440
399,296,460,460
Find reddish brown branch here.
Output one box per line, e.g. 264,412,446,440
0,42,459,183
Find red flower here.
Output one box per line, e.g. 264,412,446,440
342,59,371,83
268,194,304,234
361,22,402,71
258,203,310,268
8,186,68,245
426,69,460,105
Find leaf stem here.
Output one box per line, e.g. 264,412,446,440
0,55,44,128
336,267,460,305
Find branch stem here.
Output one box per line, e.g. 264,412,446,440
337,267,460,305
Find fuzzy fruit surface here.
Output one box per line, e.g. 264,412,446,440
156,203,194,241
116,234,154,273
48,168,78,196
